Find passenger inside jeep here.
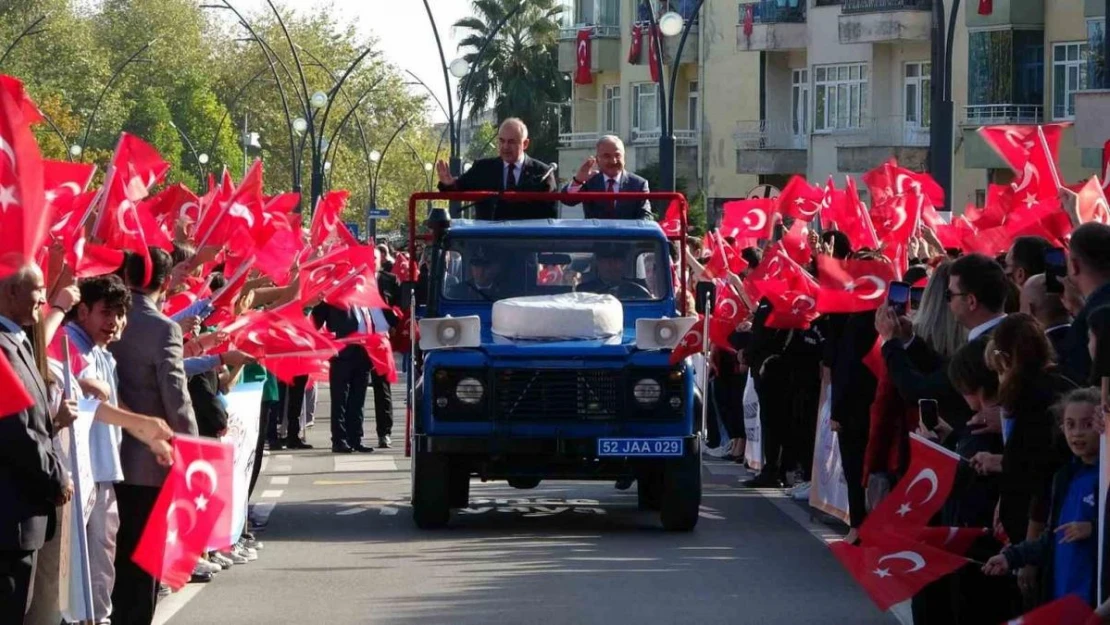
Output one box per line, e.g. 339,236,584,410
575,244,653,300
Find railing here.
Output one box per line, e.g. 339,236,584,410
630,128,700,146
559,24,621,39
740,0,807,23
962,104,1044,125
812,116,930,147
558,131,600,148
841,0,932,12
732,120,806,149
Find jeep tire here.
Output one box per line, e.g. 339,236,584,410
659,448,701,531
412,451,451,529
507,477,542,490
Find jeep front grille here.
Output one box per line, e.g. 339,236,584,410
494,369,620,420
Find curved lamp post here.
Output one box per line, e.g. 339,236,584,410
0,13,49,67
169,121,209,188
641,0,705,193
80,39,156,155
366,119,410,241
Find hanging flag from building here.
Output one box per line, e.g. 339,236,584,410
648,25,662,83
628,23,643,63
743,4,754,38
575,29,593,85
977,0,992,15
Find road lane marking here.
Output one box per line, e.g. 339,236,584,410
260,489,284,499
270,476,289,485
314,479,372,485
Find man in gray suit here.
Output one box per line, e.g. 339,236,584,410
562,135,653,220
108,248,198,624
0,264,74,623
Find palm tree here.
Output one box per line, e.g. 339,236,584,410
453,0,566,163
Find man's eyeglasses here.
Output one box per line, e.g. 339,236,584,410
944,290,970,302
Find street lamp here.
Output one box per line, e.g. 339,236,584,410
448,58,470,79
424,162,433,172
69,145,82,158
369,150,382,163
293,117,308,134
642,0,705,193
310,91,328,109
170,120,208,188
366,120,411,242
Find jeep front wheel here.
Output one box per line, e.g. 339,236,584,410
412,451,451,529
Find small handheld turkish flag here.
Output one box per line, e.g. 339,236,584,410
861,433,961,536
816,256,899,314
830,530,968,611
1004,594,1095,625
132,436,232,590
669,315,705,366
911,527,988,556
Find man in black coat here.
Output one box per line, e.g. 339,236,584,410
1060,223,1110,384
436,117,558,220
561,135,652,220
0,264,74,622
1020,273,1072,358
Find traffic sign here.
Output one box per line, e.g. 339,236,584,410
367,208,390,219
345,222,360,239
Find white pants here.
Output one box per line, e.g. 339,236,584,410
86,482,119,622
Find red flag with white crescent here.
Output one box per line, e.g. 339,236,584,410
775,175,824,222
669,315,705,366
816,256,899,314
861,433,961,535
1077,176,1110,225
575,29,593,85
0,74,49,280
721,198,774,240
829,530,968,611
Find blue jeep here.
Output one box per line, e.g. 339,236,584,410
404,205,703,531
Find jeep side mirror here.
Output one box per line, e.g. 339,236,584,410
694,281,715,315
400,281,416,313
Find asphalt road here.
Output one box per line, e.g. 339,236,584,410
155,380,897,625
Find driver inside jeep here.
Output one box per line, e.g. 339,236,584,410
447,247,506,300
575,244,653,300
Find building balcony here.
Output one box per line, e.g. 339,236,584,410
733,120,808,175
630,128,699,146
961,103,1044,126
558,25,623,74
662,27,700,65
1074,90,1110,149
737,0,808,51
838,0,931,44
829,116,929,172
966,0,1045,28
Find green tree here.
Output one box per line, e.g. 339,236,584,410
453,0,565,163
638,161,705,236
464,121,498,162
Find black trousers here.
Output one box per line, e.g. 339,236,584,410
786,372,820,481
370,368,393,438
0,549,34,624
112,483,162,625
330,354,371,448
754,362,792,478
250,399,275,498
837,423,870,528
271,376,308,443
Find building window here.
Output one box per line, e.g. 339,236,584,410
791,68,808,138
632,82,659,136
604,85,621,133
687,80,699,131
904,62,931,128
967,29,1044,106
814,63,868,131
1053,41,1089,119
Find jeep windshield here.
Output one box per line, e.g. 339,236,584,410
439,237,670,303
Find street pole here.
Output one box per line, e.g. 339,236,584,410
80,40,155,155
0,13,48,68
242,112,249,176
928,0,960,212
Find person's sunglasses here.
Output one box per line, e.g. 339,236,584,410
944,290,970,302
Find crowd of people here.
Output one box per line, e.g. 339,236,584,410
689,221,1110,621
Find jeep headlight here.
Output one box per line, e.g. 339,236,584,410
455,377,485,404
633,378,662,405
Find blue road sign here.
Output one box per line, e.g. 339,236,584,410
345,222,360,239
367,208,390,219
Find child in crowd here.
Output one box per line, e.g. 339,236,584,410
982,387,1102,607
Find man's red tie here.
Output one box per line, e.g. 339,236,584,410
607,178,616,215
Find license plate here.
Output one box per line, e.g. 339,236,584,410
597,438,683,457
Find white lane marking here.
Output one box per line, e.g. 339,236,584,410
260,489,284,499
269,476,290,486
270,464,293,474
379,506,399,516
337,507,367,516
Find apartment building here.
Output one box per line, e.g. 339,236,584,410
556,0,761,217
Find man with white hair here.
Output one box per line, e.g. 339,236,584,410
436,117,558,220
563,135,652,220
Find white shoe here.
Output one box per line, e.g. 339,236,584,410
235,543,258,561
158,584,172,597
705,446,729,458
196,558,221,575
219,549,248,565
210,552,233,569
791,482,811,501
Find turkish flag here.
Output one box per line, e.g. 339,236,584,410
162,277,212,319
829,530,968,611
0,75,44,124
658,200,684,237
648,25,662,83
1009,127,1064,207
264,354,333,385
108,132,171,203
776,175,824,221
203,257,254,328
669,315,705,365
252,216,302,285
873,188,924,246
742,4,754,37
709,281,747,351
862,433,961,534
143,183,200,235
1004,202,1073,247
264,191,301,216
227,306,339,360
977,0,992,15
42,159,96,213
70,242,125,279
702,230,747,279
862,158,944,213
0,75,49,280
1004,594,1095,625
911,527,988,556
94,171,154,283
132,435,232,590
628,23,643,63
575,29,593,85
816,256,899,314
834,176,881,250
961,224,1013,257
0,350,34,418
721,198,774,240
298,245,385,310
779,220,813,266
340,332,398,382
310,190,357,249
391,252,420,283
1077,176,1110,225
196,159,265,248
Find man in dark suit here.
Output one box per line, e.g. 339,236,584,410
312,270,398,453
436,117,558,220
109,249,198,624
576,244,652,300
1020,273,1072,357
562,135,652,220
0,264,74,623
1060,223,1110,383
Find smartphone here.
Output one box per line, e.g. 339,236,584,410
919,399,940,431
909,286,925,311
1045,247,1067,294
887,281,911,317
